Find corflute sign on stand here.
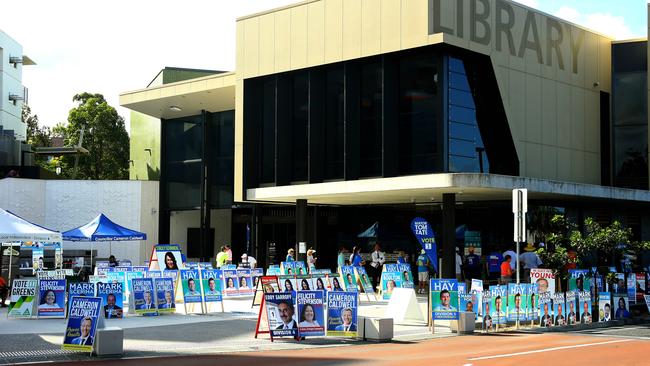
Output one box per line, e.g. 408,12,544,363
326,291,358,337
38,279,66,318
430,279,459,320
411,218,437,272
8,279,38,318
62,296,102,352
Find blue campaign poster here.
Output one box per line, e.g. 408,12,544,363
180,269,202,303
489,285,507,325
527,283,538,322
38,279,66,318
281,262,296,275
294,261,307,275
565,290,578,325
326,291,358,337
223,269,240,297
381,272,402,300
106,271,126,292
251,268,264,289
201,269,223,302
62,296,102,352
126,271,145,294
155,278,176,312
132,278,157,315
410,217,438,272
482,291,493,330
341,266,358,292
430,279,459,320
579,291,592,324
397,263,414,288
97,282,124,319
553,292,566,326
296,291,325,336
68,283,96,314
267,267,282,276
237,269,254,296
265,292,298,337
506,283,527,322
539,291,553,327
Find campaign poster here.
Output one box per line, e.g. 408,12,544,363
578,291,592,324
251,268,264,289
568,269,591,293
482,291,493,330
297,291,325,336
132,278,157,315
8,279,38,318
68,283,96,314
267,266,282,276
119,260,133,266
398,263,414,288
199,262,213,270
154,244,184,271
626,274,636,304
146,270,162,280
553,292,566,326
132,266,148,272
326,291,358,337
223,269,240,296
471,279,484,317
265,292,298,337
341,266,357,292
313,275,330,292
89,276,107,287
430,279,459,320
106,271,126,292
180,269,202,303
38,279,66,318
539,291,553,327
530,268,555,294
162,269,179,287
644,295,650,314
612,273,626,294
125,271,145,294
636,273,646,303
311,269,332,275
294,261,307,275
565,291,578,325
201,269,223,302
459,292,475,315
355,267,374,294
613,293,631,319
458,283,466,294
383,264,399,272
411,217,438,272
296,275,313,291
489,285,507,325
381,272,402,300
62,297,102,352
506,283,527,323
115,266,132,273
33,247,44,273
154,278,175,312
281,262,296,275
599,292,612,322
96,282,124,319
95,262,111,276
237,269,254,296
526,283,538,322
330,274,344,292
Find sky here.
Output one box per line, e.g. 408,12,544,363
0,0,647,132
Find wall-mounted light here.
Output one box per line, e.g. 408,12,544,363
9,56,23,67
8,93,24,105
169,106,182,112
144,148,152,156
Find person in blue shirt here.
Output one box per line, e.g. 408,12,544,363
464,247,481,282
286,248,295,262
349,246,365,267
397,251,407,264
416,250,430,294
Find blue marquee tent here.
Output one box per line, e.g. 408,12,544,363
62,213,147,265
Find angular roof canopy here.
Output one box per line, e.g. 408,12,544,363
0,208,62,242
62,213,146,242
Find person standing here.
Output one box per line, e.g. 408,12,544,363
455,248,463,282
306,249,317,271
225,245,233,265
500,255,513,284
464,247,481,282
416,250,430,294
337,246,347,269
216,246,228,268
502,248,518,271
349,246,365,267
370,243,385,288
286,248,295,262
519,243,542,279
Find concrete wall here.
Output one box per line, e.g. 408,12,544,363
169,208,232,262
0,178,159,264
129,111,161,181
233,0,615,200
0,30,25,141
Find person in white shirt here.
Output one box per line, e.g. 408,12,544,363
455,248,463,282
370,243,385,288
240,253,257,269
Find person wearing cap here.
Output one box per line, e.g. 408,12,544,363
286,248,295,262
307,248,317,272
240,253,257,269
519,243,542,280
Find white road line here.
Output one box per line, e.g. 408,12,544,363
467,339,632,361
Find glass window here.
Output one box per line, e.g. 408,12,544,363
325,67,345,180
360,60,383,177
292,72,309,182
208,110,234,208
260,78,276,184
163,116,202,209
398,52,439,174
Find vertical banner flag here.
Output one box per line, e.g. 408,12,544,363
506,283,527,323
296,290,325,336
411,218,437,272
553,292,566,326
201,269,223,303
489,285,507,325
180,269,202,303
38,279,66,318
97,282,124,319
155,278,176,312
68,283,96,315
8,279,38,318
430,279,459,320
62,297,102,352
599,292,612,322
539,291,553,327
326,291,358,337
579,291,592,324
132,278,157,315
265,292,298,337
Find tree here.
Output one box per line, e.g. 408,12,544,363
58,93,129,179
23,105,51,148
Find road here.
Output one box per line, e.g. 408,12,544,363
14,324,650,366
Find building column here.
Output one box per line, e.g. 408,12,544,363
442,193,456,279
296,199,308,262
